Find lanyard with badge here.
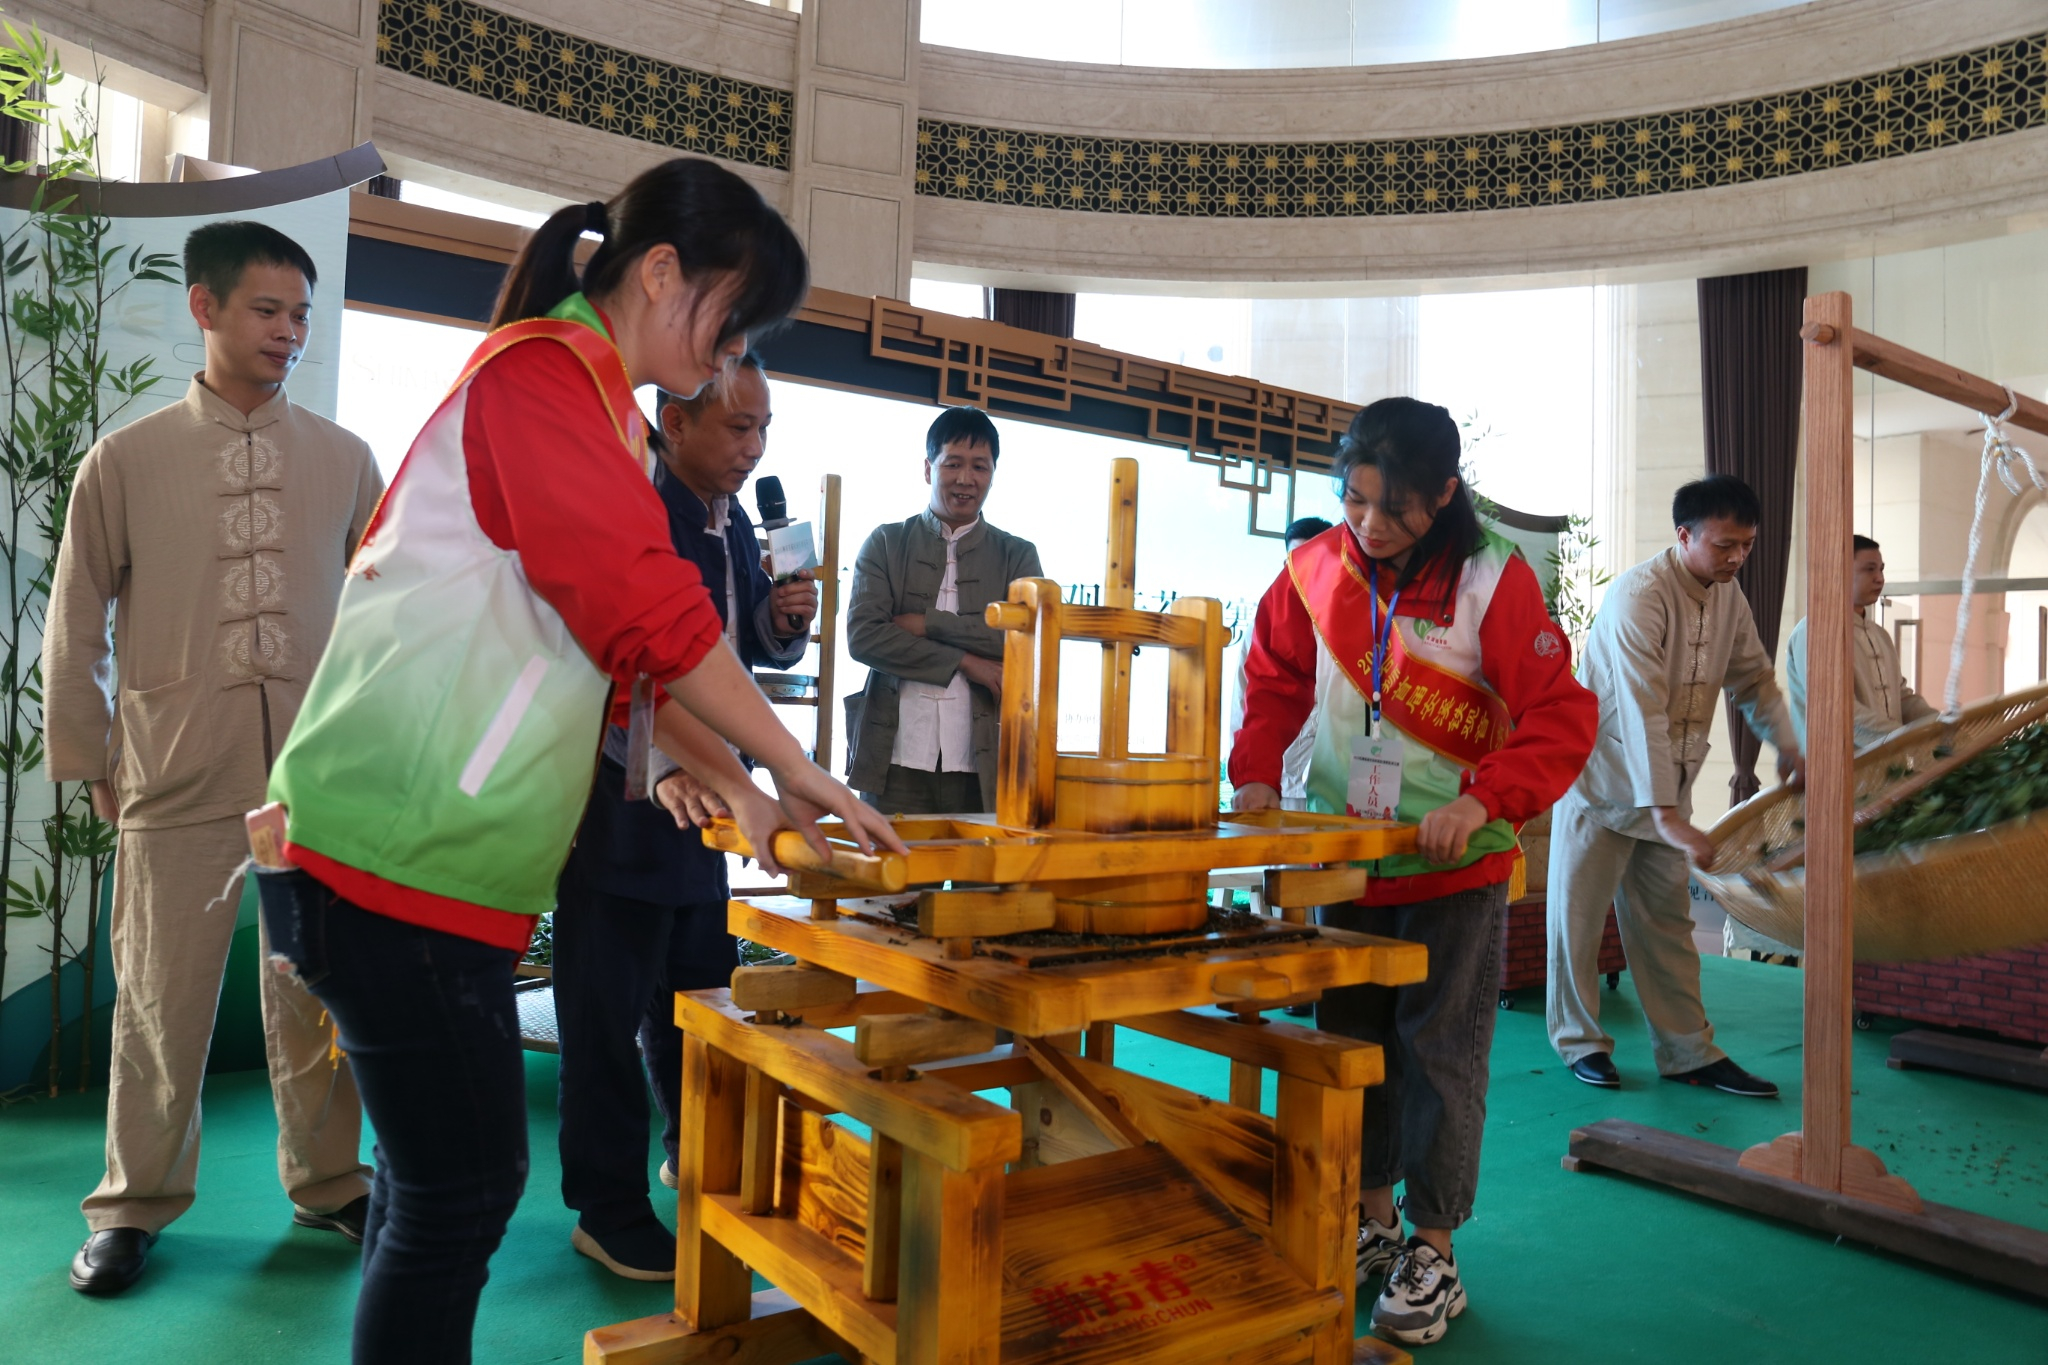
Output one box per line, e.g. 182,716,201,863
1347,562,1405,821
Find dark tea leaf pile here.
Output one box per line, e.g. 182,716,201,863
1854,722,2048,856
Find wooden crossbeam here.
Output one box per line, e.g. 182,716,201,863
1821,322,2048,439
854,1012,1000,1072
1018,1035,1152,1148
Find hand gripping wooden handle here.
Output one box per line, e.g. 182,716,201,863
764,829,909,891
706,816,910,892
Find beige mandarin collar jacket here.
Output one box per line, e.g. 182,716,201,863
42,376,383,829
1783,610,1937,750
1570,545,1796,837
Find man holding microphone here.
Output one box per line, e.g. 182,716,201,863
551,352,816,1280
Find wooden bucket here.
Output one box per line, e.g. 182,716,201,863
1050,754,1214,834
1043,754,1215,934
1049,870,1211,936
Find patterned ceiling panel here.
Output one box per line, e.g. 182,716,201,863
917,33,2045,217
373,3,2041,219
375,0,793,170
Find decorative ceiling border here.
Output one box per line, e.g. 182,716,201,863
918,32,2045,217
371,3,2041,220
374,0,794,170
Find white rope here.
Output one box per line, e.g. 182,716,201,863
1945,386,2044,719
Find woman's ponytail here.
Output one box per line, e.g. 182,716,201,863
491,201,597,327
488,160,806,346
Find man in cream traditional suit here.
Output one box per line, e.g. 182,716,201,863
1545,475,1803,1097
45,223,382,1294
1785,535,1936,748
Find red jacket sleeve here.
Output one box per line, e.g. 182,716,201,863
462,341,724,688
1228,566,1320,791
1466,554,1599,824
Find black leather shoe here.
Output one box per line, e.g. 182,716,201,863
1568,1052,1621,1087
294,1194,371,1245
1664,1057,1779,1098
71,1227,157,1295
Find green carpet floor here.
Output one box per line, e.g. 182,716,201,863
4,955,2045,1363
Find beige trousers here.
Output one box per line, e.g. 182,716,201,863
1543,794,1726,1077
81,815,371,1234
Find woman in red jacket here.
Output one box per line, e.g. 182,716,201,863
1232,397,1596,1348
257,157,900,1364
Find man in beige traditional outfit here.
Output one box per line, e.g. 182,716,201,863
1785,535,1935,748
45,223,382,1295
1724,535,1939,962
1545,475,1801,1097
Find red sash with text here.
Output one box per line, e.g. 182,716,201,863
1286,535,1513,770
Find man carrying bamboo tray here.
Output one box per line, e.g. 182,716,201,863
44,223,382,1294
1545,474,1801,1096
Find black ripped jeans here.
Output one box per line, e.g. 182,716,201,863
255,866,527,1365
1317,883,1509,1232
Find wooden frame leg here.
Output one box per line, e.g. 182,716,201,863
864,1135,904,1302
740,1066,784,1215
1273,1075,1363,1365
897,1151,1004,1365
677,1033,753,1331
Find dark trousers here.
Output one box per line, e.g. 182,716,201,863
253,867,526,1365
862,762,984,815
1317,883,1509,1232
553,857,736,1235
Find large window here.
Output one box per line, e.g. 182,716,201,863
336,309,486,483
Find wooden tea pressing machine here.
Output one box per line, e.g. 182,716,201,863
587,458,1428,1365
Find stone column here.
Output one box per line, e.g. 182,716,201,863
203,0,374,170
1591,283,1637,594
784,0,922,300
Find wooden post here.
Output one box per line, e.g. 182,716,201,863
994,579,1064,827
676,1034,754,1330
1084,1020,1116,1064
1166,597,1227,781
740,1066,783,1215
1735,293,1916,1211
815,473,842,769
896,1152,1003,1365
1228,1059,1263,1111
1271,1075,1362,1365
1799,289,1858,1196
1099,456,1139,760
863,1135,904,1302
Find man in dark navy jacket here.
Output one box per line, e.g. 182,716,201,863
553,353,816,1279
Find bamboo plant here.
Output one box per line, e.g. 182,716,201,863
0,21,177,1096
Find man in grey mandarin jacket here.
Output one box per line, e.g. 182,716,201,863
1546,475,1802,1100
847,407,1041,813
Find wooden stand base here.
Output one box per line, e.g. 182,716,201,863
1887,1028,2048,1091
1564,1120,2048,1299
1735,1133,1922,1214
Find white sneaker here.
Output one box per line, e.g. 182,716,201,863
658,1159,678,1191
1355,1215,1404,1285
1371,1237,1466,1346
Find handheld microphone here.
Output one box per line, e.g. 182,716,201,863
754,476,819,634
756,476,789,529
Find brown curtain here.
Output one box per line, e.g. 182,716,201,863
1698,265,1806,804
987,287,1075,338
